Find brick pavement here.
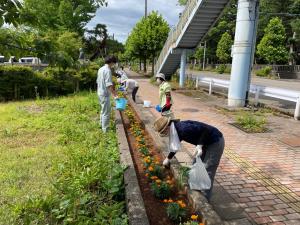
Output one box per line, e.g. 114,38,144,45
126,69,300,225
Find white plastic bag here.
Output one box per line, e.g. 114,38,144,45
169,122,181,153
188,157,211,190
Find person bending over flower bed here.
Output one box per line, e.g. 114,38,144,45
154,117,224,201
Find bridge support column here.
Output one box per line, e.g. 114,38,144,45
228,0,259,107
179,49,187,88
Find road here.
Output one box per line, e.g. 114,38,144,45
184,70,300,114
186,70,300,91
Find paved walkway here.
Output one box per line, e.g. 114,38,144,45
126,69,300,225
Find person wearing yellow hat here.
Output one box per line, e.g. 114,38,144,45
155,73,173,118
154,117,224,201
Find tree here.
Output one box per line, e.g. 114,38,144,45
0,0,22,26
125,11,169,74
20,0,107,35
178,0,187,6
201,0,237,63
85,24,108,60
216,32,233,63
257,17,289,64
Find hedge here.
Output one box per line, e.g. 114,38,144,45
0,64,99,101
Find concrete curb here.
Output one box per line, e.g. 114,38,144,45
115,111,150,225
126,97,223,225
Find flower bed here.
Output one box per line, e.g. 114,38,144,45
121,105,204,225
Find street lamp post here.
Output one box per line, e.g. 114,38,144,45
145,0,147,17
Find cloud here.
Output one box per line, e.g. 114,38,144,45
87,0,183,43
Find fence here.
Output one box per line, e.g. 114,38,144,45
190,75,300,120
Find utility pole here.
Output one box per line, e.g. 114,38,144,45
228,0,260,107
145,0,147,17
202,41,206,71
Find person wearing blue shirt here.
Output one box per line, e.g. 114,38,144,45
154,117,224,201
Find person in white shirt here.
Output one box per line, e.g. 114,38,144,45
97,55,118,133
118,78,139,102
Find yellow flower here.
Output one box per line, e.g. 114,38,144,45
168,199,173,203
177,200,186,208
150,176,158,180
148,166,154,172
155,179,161,184
191,215,198,220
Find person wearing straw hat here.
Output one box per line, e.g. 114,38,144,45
155,73,174,118
154,116,224,201
117,77,139,102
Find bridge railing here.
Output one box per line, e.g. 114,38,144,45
154,0,198,75
191,76,300,120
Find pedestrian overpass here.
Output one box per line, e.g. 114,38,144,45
155,0,264,111
154,0,231,78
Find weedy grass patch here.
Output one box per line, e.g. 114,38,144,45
0,92,127,225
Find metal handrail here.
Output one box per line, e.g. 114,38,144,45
154,0,198,75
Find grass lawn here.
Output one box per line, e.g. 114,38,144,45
0,92,127,225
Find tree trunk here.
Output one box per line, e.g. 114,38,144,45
14,83,18,100
152,56,155,75
143,58,147,73
77,80,80,92
139,58,142,71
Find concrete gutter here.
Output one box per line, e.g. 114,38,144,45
115,111,150,225
126,97,223,225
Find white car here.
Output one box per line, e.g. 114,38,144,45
19,57,41,64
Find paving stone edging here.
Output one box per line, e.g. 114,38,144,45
127,97,223,225
115,111,150,225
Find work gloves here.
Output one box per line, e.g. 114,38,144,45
193,145,203,159
163,157,170,168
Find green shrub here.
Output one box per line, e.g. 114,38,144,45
0,66,40,101
216,64,227,74
256,66,272,77
236,113,267,133
0,64,99,101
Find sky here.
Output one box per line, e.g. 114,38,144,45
87,0,184,43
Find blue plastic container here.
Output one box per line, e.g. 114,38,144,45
115,98,127,111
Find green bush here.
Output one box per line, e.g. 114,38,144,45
0,64,99,101
236,113,267,133
216,64,227,74
256,66,272,77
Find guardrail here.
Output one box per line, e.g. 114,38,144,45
191,76,300,120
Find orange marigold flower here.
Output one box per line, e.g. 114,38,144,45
168,199,173,203
191,215,198,220
163,199,168,203
156,179,161,184
150,176,158,180
148,166,154,172
199,223,204,225
145,173,149,177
